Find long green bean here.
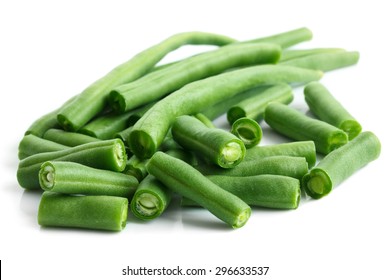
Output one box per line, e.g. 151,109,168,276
43,128,100,146
280,48,344,62
18,134,68,160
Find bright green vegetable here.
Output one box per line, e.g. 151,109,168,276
123,155,149,182
43,128,100,146
302,131,381,199
193,113,215,128
39,161,138,198
280,48,344,62
109,43,281,113
172,115,246,168
57,31,236,131
304,82,362,140
17,139,127,190
38,192,128,231
130,175,172,220
227,83,293,124
18,134,68,160
230,117,262,149
182,174,301,209
197,155,308,180
129,65,322,159
280,51,359,72
146,152,251,228
264,102,348,154
245,141,317,169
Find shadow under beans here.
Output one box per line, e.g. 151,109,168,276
180,208,232,231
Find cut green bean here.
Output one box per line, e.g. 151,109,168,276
17,139,127,190
197,155,308,180
147,152,251,228
109,43,281,113
57,32,236,131
123,155,149,182
38,192,128,231
193,113,215,128
280,48,344,62
280,51,359,72
302,131,381,199
130,65,322,159
304,82,362,140
114,126,133,143
172,115,246,168
130,175,172,220
182,174,301,209
43,128,100,146
230,117,262,149
227,83,293,124
264,102,348,154
18,134,68,160
39,161,138,197
245,141,316,169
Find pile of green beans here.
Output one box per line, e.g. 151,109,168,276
16,28,380,232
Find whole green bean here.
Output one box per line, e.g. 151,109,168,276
18,134,68,160
227,83,293,124
264,102,348,154
198,155,308,180
146,152,251,228
43,128,100,146
17,139,127,190
172,115,246,168
280,48,344,62
57,32,236,131
39,161,138,198
244,141,317,169
230,117,262,149
280,51,359,72
302,131,381,199
38,192,128,231
129,65,322,159
130,175,172,220
304,82,362,140
109,43,281,113
182,174,301,209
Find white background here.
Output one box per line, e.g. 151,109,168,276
1,1,389,279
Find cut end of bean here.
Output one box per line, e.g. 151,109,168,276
108,90,126,113
219,141,246,168
120,201,128,230
57,114,76,132
231,118,262,149
327,131,348,153
39,162,55,190
232,207,251,229
340,120,362,140
302,169,332,199
132,192,162,220
129,130,156,159
227,107,246,125
114,141,128,171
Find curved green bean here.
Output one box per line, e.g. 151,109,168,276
264,102,348,154
18,134,68,160
280,48,344,62
38,192,128,231
304,82,362,140
43,128,100,146
172,115,246,168
39,161,138,198
57,31,236,131
302,131,381,199
146,152,251,228
129,65,322,159
230,117,262,149
130,175,172,220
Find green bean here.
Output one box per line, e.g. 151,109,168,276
182,174,301,209
171,115,246,168
18,134,68,160
302,131,381,199
197,155,308,180
57,32,236,131
130,175,172,220
114,126,133,143
264,102,348,154
227,83,293,124
17,139,127,190
109,43,281,113
146,152,251,228
280,48,344,62
193,113,215,128
43,128,100,146
245,27,313,49
230,117,262,149
164,148,198,167
280,51,359,72
244,141,317,169
38,192,128,231
130,65,323,159
39,161,138,198
123,155,149,182
304,82,362,140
